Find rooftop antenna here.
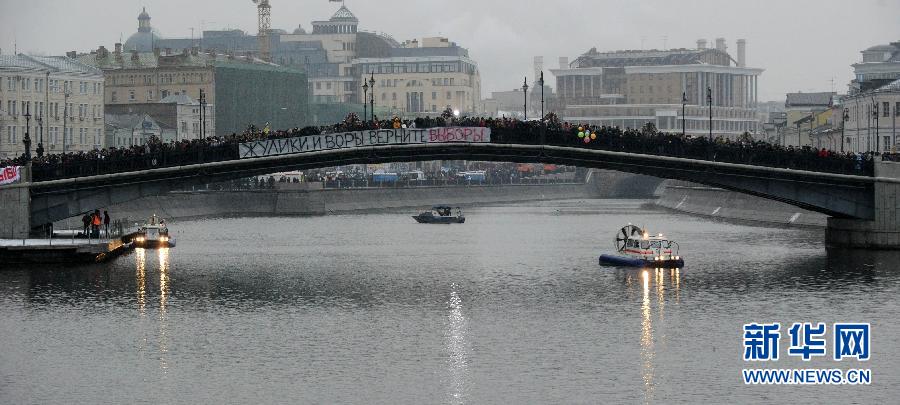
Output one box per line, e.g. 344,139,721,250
640,36,646,50
661,35,668,50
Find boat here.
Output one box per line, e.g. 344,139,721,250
132,214,176,249
413,205,465,224
599,224,684,268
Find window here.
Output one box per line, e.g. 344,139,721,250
129,90,136,101
326,82,331,90
896,102,900,117
316,82,321,90
432,92,437,100
884,102,890,117
446,91,452,99
147,90,153,101
111,91,117,102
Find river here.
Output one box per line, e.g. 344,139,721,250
1,199,898,404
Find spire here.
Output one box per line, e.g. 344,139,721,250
138,7,151,32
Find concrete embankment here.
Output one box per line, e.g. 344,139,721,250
102,170,663,221
655,180,827,227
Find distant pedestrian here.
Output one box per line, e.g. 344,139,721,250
91,209,102,238
81,213,91,236
103,210,111,238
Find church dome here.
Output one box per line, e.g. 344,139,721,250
124,8,161,52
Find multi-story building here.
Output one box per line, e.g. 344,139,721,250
120,5,481,118
839,79,900,153
77,46,307,136
104,93,215,147
551,38,763,139
0,55,105,160
781,92,835,147
850,41,900,94
353,37,482,116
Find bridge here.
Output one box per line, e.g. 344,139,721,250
2,125,899,248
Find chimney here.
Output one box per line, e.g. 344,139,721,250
715,37,726,52
559,56,569,69
697,39,707,49
114,43,122,54
736,39,747,67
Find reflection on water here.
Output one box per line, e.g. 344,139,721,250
3,201,900,404
445,283,469,404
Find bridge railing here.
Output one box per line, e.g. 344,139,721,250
23,124,876,182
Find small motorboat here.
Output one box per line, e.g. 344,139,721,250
599,224,683,268
132,214,176,249
413,205,465,224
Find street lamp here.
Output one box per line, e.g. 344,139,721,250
62,90,71,153
841,108,849,153
23,110,32,161
369,73,376,123
362,80,369,124
538,71,545,121
522,77,529,121
36,115,44,158
199,88,206,140
706,86,713,141
872,98,880,153
682,92,687,137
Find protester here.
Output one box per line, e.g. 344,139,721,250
103,210,111,238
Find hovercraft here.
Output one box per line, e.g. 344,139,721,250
599,224,684,268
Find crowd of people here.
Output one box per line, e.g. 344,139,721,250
0,111,881,180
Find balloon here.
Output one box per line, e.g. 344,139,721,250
578,132,585,138
578,127,584,132
590,133,597,140
583,137,590,143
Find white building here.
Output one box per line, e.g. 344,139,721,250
840,79,900,153
0,55,105,159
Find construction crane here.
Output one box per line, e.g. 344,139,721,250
252,0,271,62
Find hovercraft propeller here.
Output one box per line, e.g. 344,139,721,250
615,224,643,252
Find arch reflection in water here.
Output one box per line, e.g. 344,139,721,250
444,283,469,404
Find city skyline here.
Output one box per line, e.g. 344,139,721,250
1,0,898,102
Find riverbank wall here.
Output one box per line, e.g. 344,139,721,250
102,170,663,221
654,180,827,227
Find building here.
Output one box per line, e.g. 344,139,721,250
839,79,900,153
550,38,763,139
353,37,482,116
77,45,307,136
105,113,169,148
850,41,900,94
120,6,481,118
781,92,835,147
103,93,215,147
0,55,105,160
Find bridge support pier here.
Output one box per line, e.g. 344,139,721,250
0,165,32,239
827,161,900,249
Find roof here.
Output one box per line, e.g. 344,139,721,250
785,92,834,107
105,113,170,130
877,78,900,92
331,5,358,22
0,54,103,77
77,51,291,72
159,93,197,105
572,48,732,68
864,44,898,52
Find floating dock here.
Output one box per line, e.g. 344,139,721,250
0,235,133,265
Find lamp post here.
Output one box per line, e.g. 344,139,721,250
873,98,880,153
369,73,376,123
36,116,44,158
23,110,32,160
522,77,529,121
706,86,712,141
362,81,369,124
199,88,206,140
539,71,545,121
681,91,687,137
841,108,849,153
62,90,71,154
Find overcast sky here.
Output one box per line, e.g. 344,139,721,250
1,0,898,101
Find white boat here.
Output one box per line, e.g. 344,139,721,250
132,214,176,249
598,224,683,268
